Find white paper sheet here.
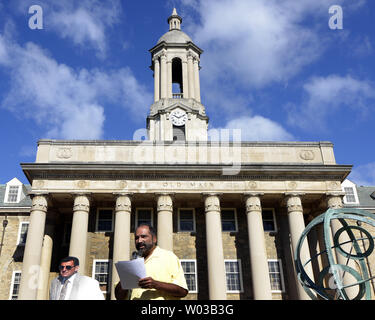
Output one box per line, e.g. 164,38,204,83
115,258,147,289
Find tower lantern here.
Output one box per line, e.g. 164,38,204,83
147,8,208,142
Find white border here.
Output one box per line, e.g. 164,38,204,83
16,222,29,246
342,179,359,204
4,185,21,204
92,259,111,295
180,259,198,293
268,259,285,293
224,259,244,293
9,270,21,300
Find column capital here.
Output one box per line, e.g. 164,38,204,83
285,194,303,213
284,192,305,198
243,192,264,198
113,192,133,197
325,191,345,197
244,195,262,213
30,193,49,213
156,193,173,212
73,193,91,212
326,192,344,209
114,193,132,212
203,193,221,213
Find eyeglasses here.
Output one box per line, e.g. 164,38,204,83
59,265,74,270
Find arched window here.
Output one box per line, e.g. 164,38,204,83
172,57,183,98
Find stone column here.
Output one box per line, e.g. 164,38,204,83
285,193,314,300
167,60,172,98
244,193,272,300
193,58,201,102
326,193,358,299
187,53,195,99
153,57,160,102
156,193,173,251
111,193,132,300
203,194,227,300
69,194,90,275
182,60,189,98
36,224,54,300
160,53,167,99
18,194,48,300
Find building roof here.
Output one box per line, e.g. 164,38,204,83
157,29,193,44
0,183,32,208
356,185,375,208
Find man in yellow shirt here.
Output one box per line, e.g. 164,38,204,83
115,224,188,300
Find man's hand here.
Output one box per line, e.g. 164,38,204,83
115,281,129,300
138,277,156,289
138,276,188,297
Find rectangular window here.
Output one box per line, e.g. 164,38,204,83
221,209,237,232
178,209,195,232
93,260,109,295
17,222,29,245
225,260,243,293
96,209,113,232
181,260,197,293
9,271,21,300
136,208,153,227
262,209,276,232
344,187,356,203
7,186,19,203
268,260,285,292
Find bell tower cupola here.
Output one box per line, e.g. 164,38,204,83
147,8,208,142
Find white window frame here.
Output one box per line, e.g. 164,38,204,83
268,259,285,293
96,208,114,232
9,270,22,300
4,185,20,204
224,259,244,293
135,208,154,228
178,208,196,232
221,208,238,232
92,259,111,295
262,208,277,232
16,222,29,246
180,259,198,293
342,179,359,204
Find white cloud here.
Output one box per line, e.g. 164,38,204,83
209,115,294,141
16,0,122,57
348,162,375,186
0,36,151,140
286,75,375,130
181,0,354,88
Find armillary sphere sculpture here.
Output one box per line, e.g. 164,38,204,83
295,208,375,300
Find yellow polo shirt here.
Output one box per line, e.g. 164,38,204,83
130,246,188,300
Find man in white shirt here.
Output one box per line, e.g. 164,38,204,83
49,256,104,300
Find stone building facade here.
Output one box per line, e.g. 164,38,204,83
1,9,363,300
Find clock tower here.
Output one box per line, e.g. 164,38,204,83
147,8,208,141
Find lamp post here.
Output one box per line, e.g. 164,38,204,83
0,217,8,257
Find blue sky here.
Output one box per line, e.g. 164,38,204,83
0,0,374,186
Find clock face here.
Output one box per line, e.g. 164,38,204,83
170,109,187,126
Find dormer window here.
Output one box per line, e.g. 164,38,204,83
7,186,20,203
4,178,25,204
341,179,359,204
